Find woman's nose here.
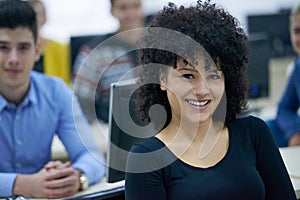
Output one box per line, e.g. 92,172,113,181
192,78,210,95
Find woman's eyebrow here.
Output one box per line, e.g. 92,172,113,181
177,67,198,72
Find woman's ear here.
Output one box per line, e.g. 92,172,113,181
160,75,167,91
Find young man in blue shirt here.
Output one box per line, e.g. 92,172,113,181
275,3,300,147
0,0,105,198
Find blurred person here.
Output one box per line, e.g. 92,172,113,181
275,2,300,146
125,1,296,199
28,0,71,84
0,0,105,198
269,2,300,147
72,0,146,124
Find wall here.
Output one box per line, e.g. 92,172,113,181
41,0,298,43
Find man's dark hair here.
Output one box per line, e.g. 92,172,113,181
110,0,115,7
0,0,38,43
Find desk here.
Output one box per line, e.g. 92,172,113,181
30,179,124,200
280,146,300,199
69,178,125,199
73,178,124,198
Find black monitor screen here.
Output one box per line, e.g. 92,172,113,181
247,33,272,99
70,34,109,72
106,79,156,183
247,11,295,58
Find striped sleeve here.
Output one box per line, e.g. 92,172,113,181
0,173,17,197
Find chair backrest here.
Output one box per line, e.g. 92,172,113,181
70,34,108,72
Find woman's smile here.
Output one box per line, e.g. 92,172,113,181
186,99,211,109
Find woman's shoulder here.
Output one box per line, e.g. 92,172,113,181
130,136,165,153
231,115,267,128
228,115,270,140
127,136,177,172
228,115,271,146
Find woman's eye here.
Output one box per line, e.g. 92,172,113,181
208,74,221,80
182,74,194,79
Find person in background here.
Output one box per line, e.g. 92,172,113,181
0,0,105,198
72,0,145,124
271,2,300,147
276,1,300,146
287,1,300,76
125,1,296,199
28,0,71,84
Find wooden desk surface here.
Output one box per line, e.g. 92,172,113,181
280,146,300,199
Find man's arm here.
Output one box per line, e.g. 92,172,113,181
72,44,97,123
55,79,106,185
276,61,300,144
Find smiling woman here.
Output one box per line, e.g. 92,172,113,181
124,1,297,200
159,58,224,126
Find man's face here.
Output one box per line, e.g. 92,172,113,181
0,27,40,92
111,0,144,31
290,13,300,55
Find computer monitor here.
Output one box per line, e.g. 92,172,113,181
69,13,156,74
106,78,156,183
70,34,109,72
247,33,272,99
247,10,295,58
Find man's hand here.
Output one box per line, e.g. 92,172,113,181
43,161,81,198
13,161,81,199
288,132,300,146
44,160,71,170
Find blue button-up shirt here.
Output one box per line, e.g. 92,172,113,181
0,72,105,197
276,57,300,140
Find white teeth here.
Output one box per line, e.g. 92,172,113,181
188,100,209,106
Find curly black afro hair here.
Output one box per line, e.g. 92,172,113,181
132,0,249,129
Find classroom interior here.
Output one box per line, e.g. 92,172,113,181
46,5,300,200
22,0,299,199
